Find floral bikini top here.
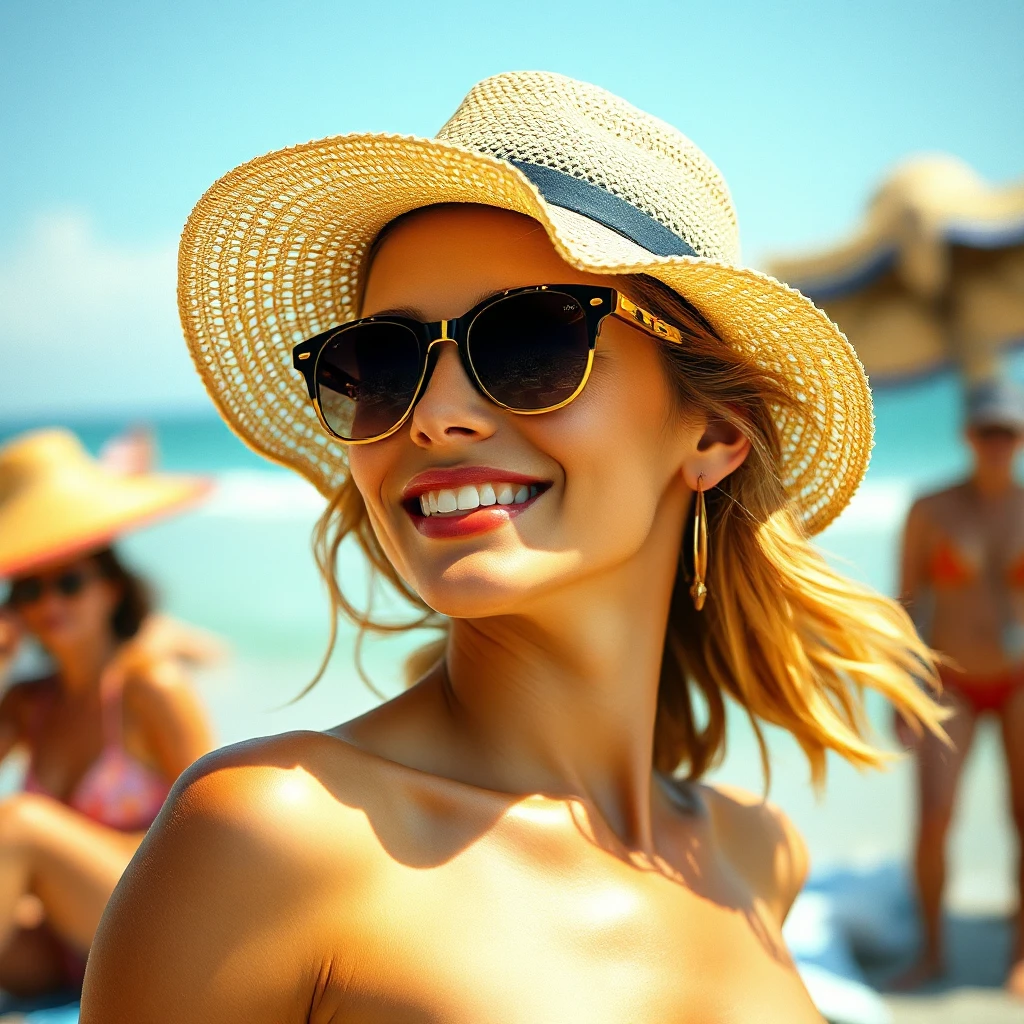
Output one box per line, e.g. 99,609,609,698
22,680,171,833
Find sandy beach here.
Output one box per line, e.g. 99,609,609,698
888,990,1022,1024
870,913,1022,1023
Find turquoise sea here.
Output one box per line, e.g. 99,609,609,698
4,357,1024,914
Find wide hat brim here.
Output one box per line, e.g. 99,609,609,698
0,472,210,578
180,133,871,535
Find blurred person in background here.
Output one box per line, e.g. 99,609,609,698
0,428,215,999
85,73,946,1022
899,377,1024,995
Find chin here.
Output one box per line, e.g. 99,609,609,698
407,548,580,619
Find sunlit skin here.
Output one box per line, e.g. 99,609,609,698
0,554,211,997
83,207,818,1023
899,425,1024,994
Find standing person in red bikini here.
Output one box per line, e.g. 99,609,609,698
0,428,214,998
899,377,1024,994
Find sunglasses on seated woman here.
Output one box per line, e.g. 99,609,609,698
8,566,100,608
293,284,683,443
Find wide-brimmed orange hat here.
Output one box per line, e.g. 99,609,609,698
0,429,210,578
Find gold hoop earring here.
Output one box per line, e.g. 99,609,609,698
690,477,709,612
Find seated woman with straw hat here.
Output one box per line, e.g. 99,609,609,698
0,428,214,999
85,72,946,1021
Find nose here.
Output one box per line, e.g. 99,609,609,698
408,342,498,448
25,589,67,624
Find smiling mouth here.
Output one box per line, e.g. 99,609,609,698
409,481,544,518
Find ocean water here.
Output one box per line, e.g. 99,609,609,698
3,357,1024,911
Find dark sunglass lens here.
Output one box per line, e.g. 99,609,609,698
56,571,87,597
9,577,43,606
316,322,424,440
977,425,1018,442
467,292,591,411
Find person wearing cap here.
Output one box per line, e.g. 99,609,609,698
898,376,1024,993
0,428,214,998
84,73,945,1021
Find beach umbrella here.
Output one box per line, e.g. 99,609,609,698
768,156,1024,384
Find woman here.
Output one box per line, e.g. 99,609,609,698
84,73,945,1021
0,428,213,997
897,377,1024,994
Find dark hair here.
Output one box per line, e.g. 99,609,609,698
92,546,152,640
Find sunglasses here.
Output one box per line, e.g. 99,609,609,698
8,567,99,608
973,424,1022,443
293,284,683,443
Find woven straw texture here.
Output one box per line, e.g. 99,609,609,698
179,71,872,535
0,429,209,577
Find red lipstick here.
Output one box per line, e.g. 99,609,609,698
401,466,549,540
402,466,543,501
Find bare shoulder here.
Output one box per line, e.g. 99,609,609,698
152,730,385,866
121,654,193,708
905,492,938,528
84,731,388,1022
911,483,968,524
699,782,808,923
119,655,214,768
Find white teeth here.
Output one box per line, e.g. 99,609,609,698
416,482,542,516
456,486,480,511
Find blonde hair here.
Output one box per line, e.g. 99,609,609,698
311,268,945,786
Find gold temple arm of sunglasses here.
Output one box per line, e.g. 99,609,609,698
614,294,683,345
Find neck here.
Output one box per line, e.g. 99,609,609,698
51,629,118,698
440,488,686,852
971,468,1014,498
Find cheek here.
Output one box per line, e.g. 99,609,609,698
347,449,382,512
15,606,45,635
343,333,688,617
521,349,686,558
70,582,121,636
347,445,413,571
978,442,1014,464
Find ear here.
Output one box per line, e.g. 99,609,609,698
681,417,751,491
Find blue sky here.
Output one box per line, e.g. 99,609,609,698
1,0,1022,418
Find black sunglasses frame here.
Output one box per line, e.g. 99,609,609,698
7,567,101,608
292,284,682,444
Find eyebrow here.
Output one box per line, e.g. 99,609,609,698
366,290,526,322
367,306,421,319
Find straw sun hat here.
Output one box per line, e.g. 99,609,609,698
0,430,209,578
179,71,871,535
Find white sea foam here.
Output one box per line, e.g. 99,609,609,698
198,471,919,532
821,480,915,534
199,471,325,519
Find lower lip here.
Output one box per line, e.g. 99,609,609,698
410,493,543,539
